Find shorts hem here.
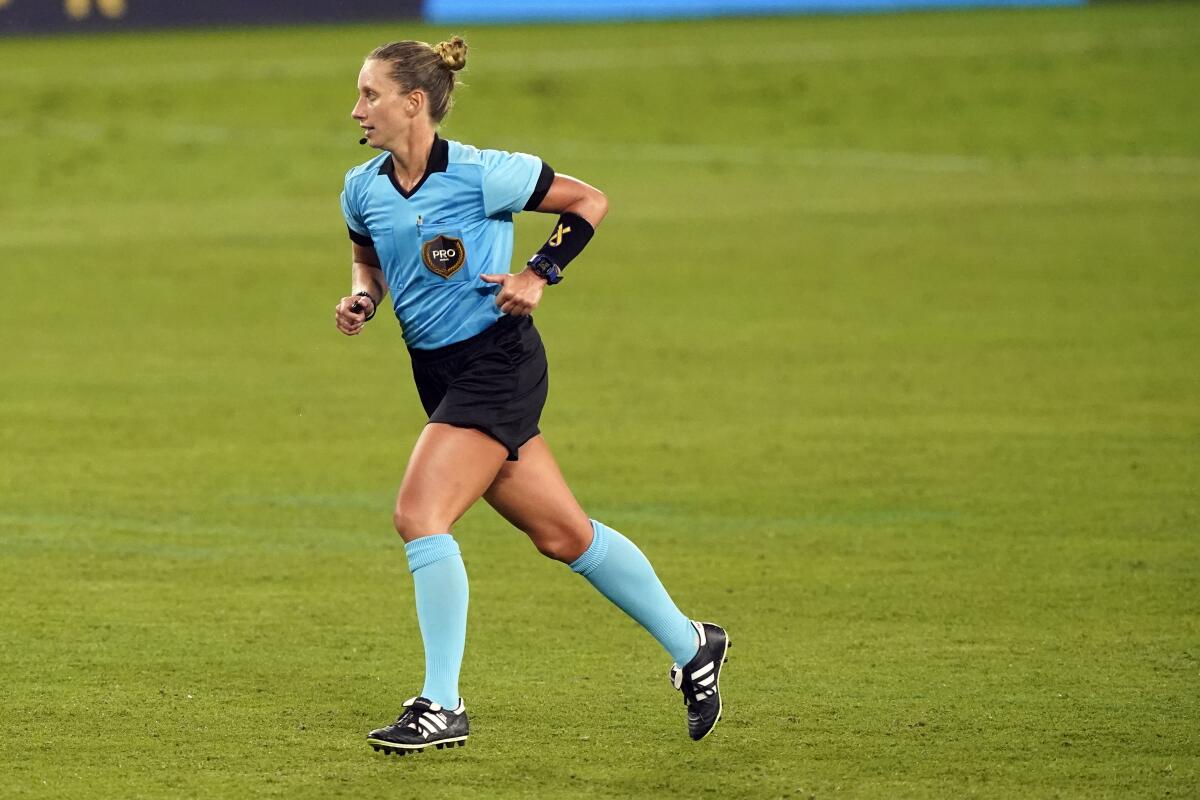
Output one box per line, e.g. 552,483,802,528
430,420,539,461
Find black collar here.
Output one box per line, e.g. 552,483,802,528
379,135,448,199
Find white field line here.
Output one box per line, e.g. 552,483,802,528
550,139,994,172
0,26,1187,87
0,510,356,544
549,140,1200,176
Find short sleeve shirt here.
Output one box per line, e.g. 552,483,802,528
340,136,552,350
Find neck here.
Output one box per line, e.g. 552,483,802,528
389,125,437,190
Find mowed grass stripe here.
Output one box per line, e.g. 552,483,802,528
0,16,1192,85
5,117,1200,176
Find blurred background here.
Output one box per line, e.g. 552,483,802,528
1,1,1197,798
0,0,1086,32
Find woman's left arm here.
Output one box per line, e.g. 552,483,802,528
534,173,608,226
480,174,608,316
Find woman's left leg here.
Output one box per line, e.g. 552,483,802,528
484,435,699,667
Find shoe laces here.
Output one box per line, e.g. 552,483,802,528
669,665,699,706
394,696,442,730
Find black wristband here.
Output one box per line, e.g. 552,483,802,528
534,212,594,271
352,290,378,321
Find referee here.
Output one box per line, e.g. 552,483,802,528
334,36,729,754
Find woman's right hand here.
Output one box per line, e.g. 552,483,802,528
334,294,375,336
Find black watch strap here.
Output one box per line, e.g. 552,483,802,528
352,290,379,320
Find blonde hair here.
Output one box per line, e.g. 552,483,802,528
368,36,467,123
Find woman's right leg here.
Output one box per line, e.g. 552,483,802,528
393,423,509,710
394,422,510,541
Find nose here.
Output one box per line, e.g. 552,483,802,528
351,98,366,120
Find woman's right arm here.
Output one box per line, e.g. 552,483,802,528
334,242,388,336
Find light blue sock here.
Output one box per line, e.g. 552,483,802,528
569,519,699,666
404,534,468,709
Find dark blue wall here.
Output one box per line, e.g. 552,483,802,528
0,0,419,35
0,0,1082,35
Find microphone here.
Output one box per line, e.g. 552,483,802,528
359,136,367,145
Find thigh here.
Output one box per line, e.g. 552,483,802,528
394,422,510,541
483,435,593,562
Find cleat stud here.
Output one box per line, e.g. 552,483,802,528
436,743,444,750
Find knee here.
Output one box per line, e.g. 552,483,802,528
392,504,445,542
531,523,592,564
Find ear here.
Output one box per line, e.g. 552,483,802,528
405,89,426,118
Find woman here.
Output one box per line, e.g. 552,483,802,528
334,36,728,755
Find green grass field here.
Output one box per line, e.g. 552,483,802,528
1,2,1198,797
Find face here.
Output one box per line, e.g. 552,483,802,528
351,59,424,150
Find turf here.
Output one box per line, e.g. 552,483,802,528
1,2,1198,798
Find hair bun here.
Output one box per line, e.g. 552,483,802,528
433,36,467,71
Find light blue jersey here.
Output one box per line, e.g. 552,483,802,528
340,136,549,350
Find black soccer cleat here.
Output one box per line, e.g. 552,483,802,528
367,696,469,755
669,621,730,741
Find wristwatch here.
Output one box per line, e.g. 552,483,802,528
527,253,563,285
352,290,378,320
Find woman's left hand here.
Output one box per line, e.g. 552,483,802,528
479,268,547,316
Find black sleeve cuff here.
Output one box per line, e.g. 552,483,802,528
347,226,373,247
523,160,555,211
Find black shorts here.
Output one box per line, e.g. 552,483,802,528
408,315,549,460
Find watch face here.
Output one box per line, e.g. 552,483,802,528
531,255,550,270
530,256,560,284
